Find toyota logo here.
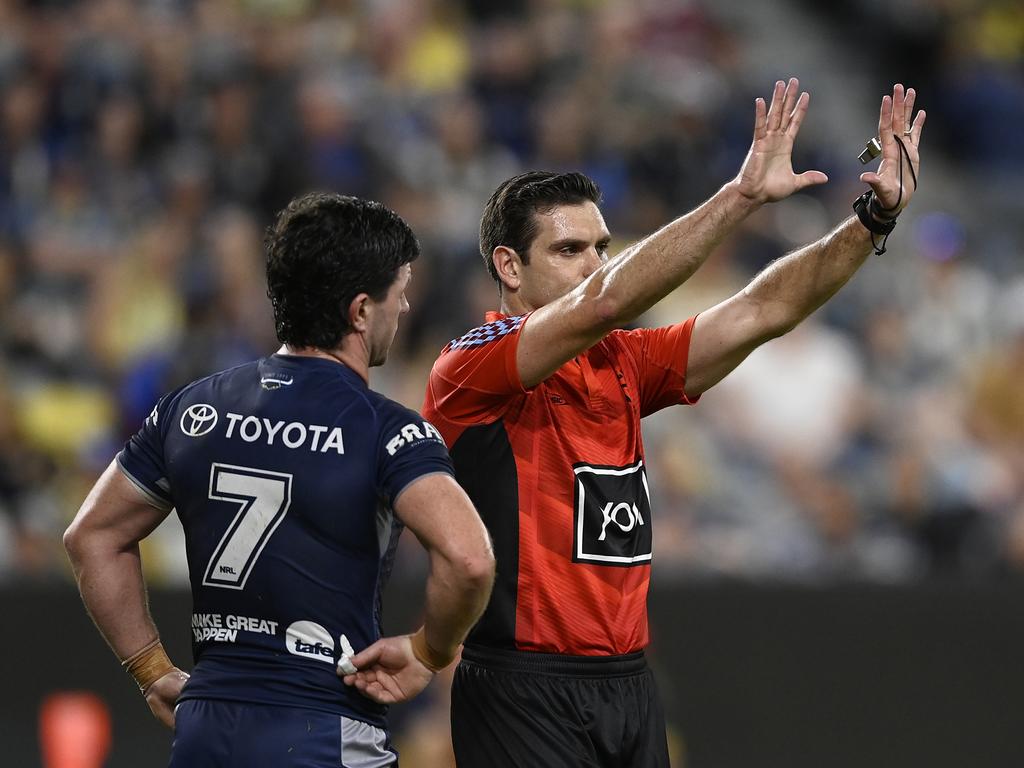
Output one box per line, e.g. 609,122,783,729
180,404,219,437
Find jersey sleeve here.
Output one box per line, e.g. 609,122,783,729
616,316,701,417
116,390,181,510
375,402,455,505
424,314,530,428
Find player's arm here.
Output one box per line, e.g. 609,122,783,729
684,84,925,397
516,78,828,388
397,473,495,659
341,473,494,704
63,461,189,728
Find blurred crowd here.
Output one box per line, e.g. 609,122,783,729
1,0,1023,595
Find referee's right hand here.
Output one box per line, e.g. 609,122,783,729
733,77,828,205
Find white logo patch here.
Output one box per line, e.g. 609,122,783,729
573,460,653,566
180,404,219,437
285,620,335,663
385,420,445,456
260,375,293,390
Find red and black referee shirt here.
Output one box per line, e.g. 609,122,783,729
423,310,699,657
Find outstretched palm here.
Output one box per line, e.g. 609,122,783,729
860,83,926,214
736,77,828,204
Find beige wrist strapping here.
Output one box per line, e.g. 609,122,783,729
410,628,454,673
121,638,174,694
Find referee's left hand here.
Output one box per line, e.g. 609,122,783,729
339,635,435,704
860,83,926,214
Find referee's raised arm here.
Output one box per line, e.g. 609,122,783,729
494,78,826,389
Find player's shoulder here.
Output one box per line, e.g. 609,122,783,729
155,361,259,415
359,386,415,422
187,359,261,391
444,314,527,354
132,362,257,444
362,388,442,430
360,389,446,456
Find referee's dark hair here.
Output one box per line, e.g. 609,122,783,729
479,171,602,284
266,192,419,349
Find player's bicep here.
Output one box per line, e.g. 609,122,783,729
684,292,777,397
66,461,174,556
393,473,493,565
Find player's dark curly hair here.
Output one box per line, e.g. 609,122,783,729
266,192,419,349
479,171,602,283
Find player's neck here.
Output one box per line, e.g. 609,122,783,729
278,345,369,384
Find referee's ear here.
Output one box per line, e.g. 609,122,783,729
493,246,521,293
347,292,371,333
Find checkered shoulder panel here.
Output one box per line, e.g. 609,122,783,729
448,315,526,350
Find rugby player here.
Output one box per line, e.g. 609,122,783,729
64,193,495,767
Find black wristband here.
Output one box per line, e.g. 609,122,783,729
852,133,917,256
853,190,897,236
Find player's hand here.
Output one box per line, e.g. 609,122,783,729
734,77,828,204
860,83,926,215
143,667,189,728
339,634,436,705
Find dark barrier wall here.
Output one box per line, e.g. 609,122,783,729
5,583,1023,768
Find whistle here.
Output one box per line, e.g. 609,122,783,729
858,137,882,164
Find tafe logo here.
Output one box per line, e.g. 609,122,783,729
285,620,335,664
572,460,653,566
180,404,219,437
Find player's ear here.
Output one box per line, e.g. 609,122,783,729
347,293,371,333
493,246,521,293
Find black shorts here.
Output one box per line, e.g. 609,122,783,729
451,646,670,768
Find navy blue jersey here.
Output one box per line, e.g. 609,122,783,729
118,354,453,726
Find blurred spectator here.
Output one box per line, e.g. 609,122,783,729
0,0,1019,593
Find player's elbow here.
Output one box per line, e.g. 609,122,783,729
63,518,86,565
459,549,496,593
448,537,495,600
63,506,108,570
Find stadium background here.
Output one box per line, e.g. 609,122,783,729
1,0,1022,765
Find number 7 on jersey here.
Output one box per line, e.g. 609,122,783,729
202,463,293,590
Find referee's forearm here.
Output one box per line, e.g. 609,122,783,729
741,216,873,336
593,181,759,326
